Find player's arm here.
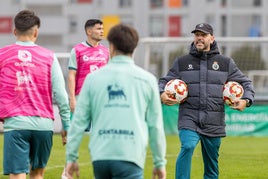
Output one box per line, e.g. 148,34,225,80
68,49,77,112
227,58,255,103
159,57,181,106
147,78,167,178
66,75,92,172
68,69,77,112
52,54,70,144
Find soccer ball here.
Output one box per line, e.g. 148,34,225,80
223,81,244,105
164,79,188,103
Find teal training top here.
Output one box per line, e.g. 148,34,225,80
3,41,70,131
66,55,166,169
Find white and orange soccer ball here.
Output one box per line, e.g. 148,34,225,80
164,79,188,103
223,81,244,106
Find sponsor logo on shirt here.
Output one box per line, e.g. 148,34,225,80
105,83,130,108
99,129,134,136
212,61,219,70
18,50,32,62
82,54,107,62
15,50,35,67
187,64,194,70
14,71,34,91
98,129,135,140
90,65,99,72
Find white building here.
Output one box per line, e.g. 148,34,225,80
1,0,268,84
0,0,266,51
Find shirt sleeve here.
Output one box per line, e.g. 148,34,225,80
68,48,77,70
158,57,180,94
52,54,70,130
227,58,255,103
147,77,167,168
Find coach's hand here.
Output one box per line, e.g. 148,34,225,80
160,91,178,106
232,99,247,111
65,162,80,179
152,167,166,179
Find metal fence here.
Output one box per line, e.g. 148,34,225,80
135,37,268,102
1,37,268,132
55,37,268,101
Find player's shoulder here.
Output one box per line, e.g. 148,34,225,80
74,42,85,48
0,43,19,52
133,65,158,82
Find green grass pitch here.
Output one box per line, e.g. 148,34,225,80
0,134,268,178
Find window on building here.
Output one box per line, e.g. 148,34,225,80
150,0,163,8
38,35,62,46
205,15,215,34
69,0,93,3
12,0,20,4
69,15,78,33
221,0,227,6
205,15,215,28
119,0,132,8
253,0,261,6
97,0,103,7
183,0,188,6
77,0,92,3
249,15,261,37
120,16,133,26
252,15,261,25
149,16,164,37
26,5,62,15
221,15,227,36
169,0,185,8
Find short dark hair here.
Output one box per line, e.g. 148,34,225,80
107,24,139,54
14,10,40,33
84,19,103,30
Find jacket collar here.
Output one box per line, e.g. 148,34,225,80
109,55,134,64
189,41,220,58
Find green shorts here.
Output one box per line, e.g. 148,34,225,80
3,130,53,175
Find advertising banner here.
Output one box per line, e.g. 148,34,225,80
162,104,268,136
162,104,179,135
225,105,268,136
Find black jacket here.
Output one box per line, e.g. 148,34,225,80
159,41,255,137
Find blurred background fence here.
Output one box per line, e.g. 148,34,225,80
56,37,268,101
136,37,268,101
135,37,268,136
1,37,268,135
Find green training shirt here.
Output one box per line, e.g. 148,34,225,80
66,55,166,169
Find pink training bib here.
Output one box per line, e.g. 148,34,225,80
74,43,109,95
0,44,54,120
